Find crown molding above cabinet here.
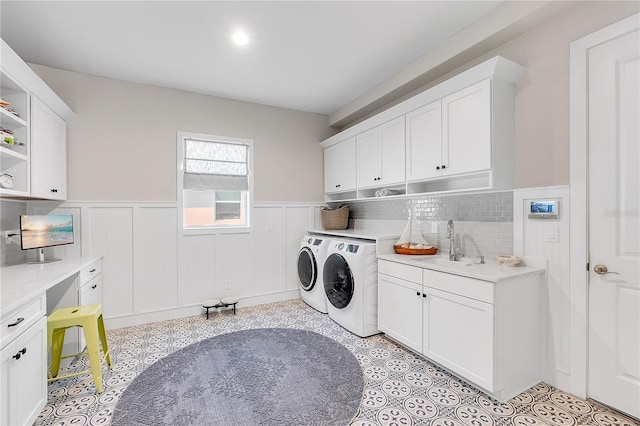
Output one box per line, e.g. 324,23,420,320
321,56,526,203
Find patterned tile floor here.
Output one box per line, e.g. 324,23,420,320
36,299,638,426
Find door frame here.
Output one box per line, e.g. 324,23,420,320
569,12,640,399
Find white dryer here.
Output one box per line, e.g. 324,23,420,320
323,238,379,337
297,235,330,313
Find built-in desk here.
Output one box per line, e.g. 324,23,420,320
0,255,102,426
1,256,102,315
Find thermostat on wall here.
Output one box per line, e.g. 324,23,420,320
528,200,558,219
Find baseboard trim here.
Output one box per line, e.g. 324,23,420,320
104,289,302,329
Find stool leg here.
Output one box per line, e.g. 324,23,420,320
82,322,104,393
97,314,112,368
50,328,66,378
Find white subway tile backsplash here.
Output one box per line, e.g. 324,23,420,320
345,191,514,257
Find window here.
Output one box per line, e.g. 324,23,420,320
178,132,253,231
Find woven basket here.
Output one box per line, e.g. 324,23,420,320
321,206,349,230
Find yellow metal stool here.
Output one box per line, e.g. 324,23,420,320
47,304,112,393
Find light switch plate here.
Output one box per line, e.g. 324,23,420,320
545,224,559,243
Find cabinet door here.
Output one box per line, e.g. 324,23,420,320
324,143,340,192
357,128,379,188
337,137,357,191
80,274,103,307
406,100,442,181
423,286,494,391
441,79,491,176
378,273,423,353
324,137,357,193
0,317,47,426
31,96,67,200
378,117,405,186
0,343,11,426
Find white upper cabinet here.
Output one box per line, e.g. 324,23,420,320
1,38,73,201
30,96,67,200
441,79,491,177
357,117,405,189
407,79,491,182
406,100,442,181
321,56,526,201
324,137,356,193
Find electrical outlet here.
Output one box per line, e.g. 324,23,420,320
225,280,232,290
430,222,438,234
4,230,19,244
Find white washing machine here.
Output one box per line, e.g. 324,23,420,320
323,238,379,337
297,235,330,313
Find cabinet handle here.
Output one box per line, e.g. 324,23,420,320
416,291,420,296
50,188,58,193
12,347,26,360
441,165,446,169
422,293,427,298
7,317,24,327
90,269,96,273
436,166,440,170
91,284,97,289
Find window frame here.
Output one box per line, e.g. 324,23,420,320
177,131,254,235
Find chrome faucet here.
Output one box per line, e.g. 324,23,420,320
446,219,456,261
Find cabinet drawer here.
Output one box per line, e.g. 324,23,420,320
79,259,102,284
379,260,422,284
423,269,493,304
0,295,45,348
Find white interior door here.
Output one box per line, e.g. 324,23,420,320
587,26,640,419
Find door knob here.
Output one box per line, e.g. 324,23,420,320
593,264,619,275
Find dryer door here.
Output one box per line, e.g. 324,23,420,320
323,253,354,309
297,247,317,291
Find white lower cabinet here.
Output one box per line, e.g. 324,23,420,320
0,316,47,426
423,286,494,391
378,259,541,401
378,273,423,353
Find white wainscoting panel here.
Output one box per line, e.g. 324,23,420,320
253,206,285,295
178,233,216,306
217,232,253,299
88,206,135,318
24,201,322,328
133,206,178,313
514,186,570,391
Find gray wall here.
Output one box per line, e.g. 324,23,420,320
29,65,336,202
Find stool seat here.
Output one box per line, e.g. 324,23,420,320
48,304,103,327
47,303,112,393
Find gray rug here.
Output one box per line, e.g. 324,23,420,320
111,328,364,425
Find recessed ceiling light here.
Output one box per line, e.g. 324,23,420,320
232,30,249,46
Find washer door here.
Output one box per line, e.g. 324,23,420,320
323,253,354,309
297,247,317,291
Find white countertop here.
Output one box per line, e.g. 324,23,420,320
1,255,101,315
308,229,400,241
378,254,545,282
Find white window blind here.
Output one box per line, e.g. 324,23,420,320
183,138,249,191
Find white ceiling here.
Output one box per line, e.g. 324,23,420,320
0,1,504,116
